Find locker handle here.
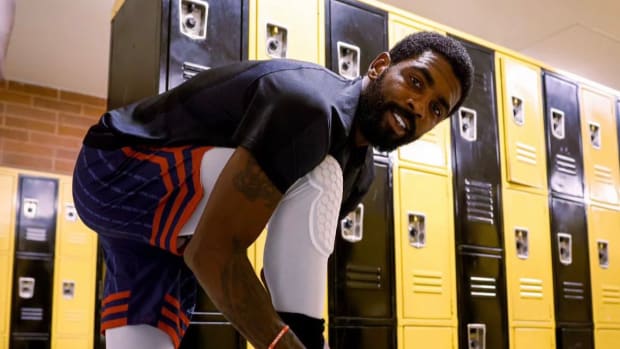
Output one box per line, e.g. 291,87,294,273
341,204,363,243
179,0,209,40
62,281,76,299
550,108,565,139
266,23,288,58
588,121,601,149
511,96,524,126
458,107,477,141
23,198,38,218
598,240,609,269
18,277,35,299
408,212,426,248
467,323,486,349
337,41,361,80
65,202,77,222
557,232,572,265
515,228,529,259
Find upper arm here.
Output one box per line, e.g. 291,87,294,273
186,146,282,258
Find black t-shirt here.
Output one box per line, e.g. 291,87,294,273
84,59,374,215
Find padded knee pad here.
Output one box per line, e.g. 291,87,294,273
263,155,343,319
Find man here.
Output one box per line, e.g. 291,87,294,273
73,31,473,349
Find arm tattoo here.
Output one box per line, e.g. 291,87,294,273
232,155,280,210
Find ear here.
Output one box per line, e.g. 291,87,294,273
367,52,391,80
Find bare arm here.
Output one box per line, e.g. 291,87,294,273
183,146,305,348
0,0,16,79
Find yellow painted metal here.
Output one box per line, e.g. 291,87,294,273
580,86,620,208
0,168,17,349
587,206,620,326
496,54,547,193
397,167,456,322
595,329,620,349
388,14,451,176
512,328,556,349
402,326,457,349
502,189,555,324
51,176,98,349
249,0,325,64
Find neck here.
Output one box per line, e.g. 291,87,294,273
352,76,371,148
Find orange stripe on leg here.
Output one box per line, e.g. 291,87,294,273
102,304,129,318
101,317,128,333
158,321,181,348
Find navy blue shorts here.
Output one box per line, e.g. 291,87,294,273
73,145,211,347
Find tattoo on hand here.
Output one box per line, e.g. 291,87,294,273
232,156,280,209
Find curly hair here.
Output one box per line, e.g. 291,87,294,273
389,31,474,114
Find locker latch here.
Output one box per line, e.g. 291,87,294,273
408,212,426,248
266,23,288,58
341,204,363,243
467,323,486,349
182,61,210,80
557,233,572,265
515,228,529,259
18,277,35,299
62,281,76,299
598,240,609,269
23,198,38,218
588,122,601,149
459,107,477,142
337,41,360,80
179,0,208,40
511,96,524,126
64,203,77,222
550,108,565,139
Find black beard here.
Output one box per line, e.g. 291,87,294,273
355,74,416,152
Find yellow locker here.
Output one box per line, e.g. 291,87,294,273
397,168,456,321
580,86,620,207
0,169,17,349
496,54,547,193
513,328,555,349
595,329,620,349
389,14,451,175
401,326,456,349
51,176,98,349
502,189,554,323
249,0,325,64
587,206,620,325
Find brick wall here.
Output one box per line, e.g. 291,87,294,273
0,79,106,175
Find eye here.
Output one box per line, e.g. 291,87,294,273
431,102,443,118
411,76,423,89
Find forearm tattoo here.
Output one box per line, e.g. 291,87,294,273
232,156,280,210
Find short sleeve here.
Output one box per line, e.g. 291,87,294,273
233,74,331,193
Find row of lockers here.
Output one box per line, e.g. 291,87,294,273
0,169,98,349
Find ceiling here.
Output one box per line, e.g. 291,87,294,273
4,0,619,98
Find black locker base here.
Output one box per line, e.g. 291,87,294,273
557,327,594,349
179,322,245,349
329,324,396,349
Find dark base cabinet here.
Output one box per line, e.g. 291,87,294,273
557,327,594,349
329,325,396,349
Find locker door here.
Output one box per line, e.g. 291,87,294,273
580,87,620,207
497,55,547,191
513,328,555,349
587,206,620,325
557,327,594,349
0,170,17,349
327,0,387,80
595,329,620,349
543,71,584,199
251,0,323,63
390,18,450,174
502,189,554,323
51,177,98,349
402,326,456,349
549,198,592,325
457,250,508,349
332,161,394,320
449,37,502,248
330,325,395,349
168,0,249,89
398,168,456,321
15,176,58,254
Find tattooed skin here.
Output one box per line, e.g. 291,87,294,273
232,155,280,210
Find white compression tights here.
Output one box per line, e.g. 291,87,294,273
106,149,343,348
